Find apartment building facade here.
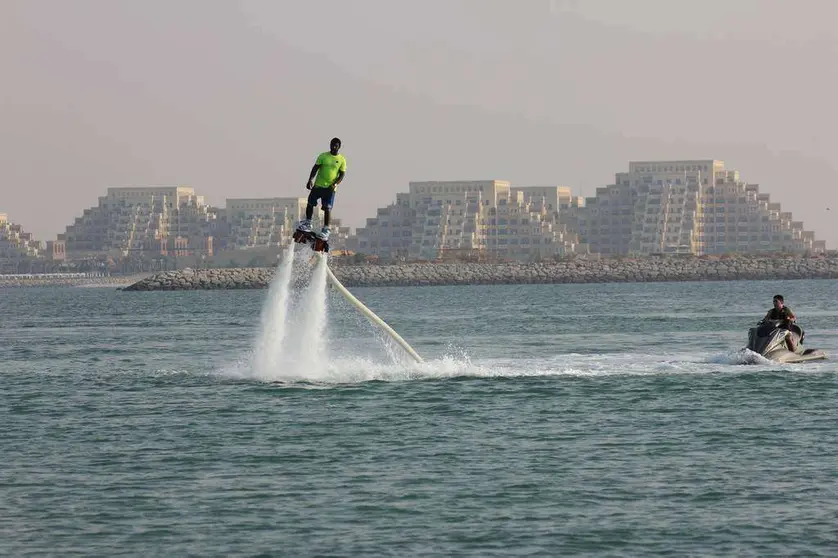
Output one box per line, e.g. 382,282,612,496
61,187,352,260
62,186,218,258
1,213,39,272
572,160,826,255
224,197,351,250
349,180,585,261
0,213,67,273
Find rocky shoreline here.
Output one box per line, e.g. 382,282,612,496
121,255,838,291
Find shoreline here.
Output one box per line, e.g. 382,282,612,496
0,273,153,289
120,255,838,291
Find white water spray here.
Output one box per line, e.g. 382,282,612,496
243,243,425,383
287,254,330,379
253,243,296,378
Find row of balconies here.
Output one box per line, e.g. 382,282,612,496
700,235,797,244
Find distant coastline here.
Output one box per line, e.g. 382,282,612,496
0,273,153,289
120,254,838,291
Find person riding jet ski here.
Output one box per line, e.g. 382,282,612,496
762,294,800,351
746,294,826,362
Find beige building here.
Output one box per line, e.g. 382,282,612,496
701,166,826,254
225,198,307,249
0,213,50,272
63,186,219,258
350,180,585,261
62,187,352,261
573,160,826,255
224,197,351,250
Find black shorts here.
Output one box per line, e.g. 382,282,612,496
307,187,336,210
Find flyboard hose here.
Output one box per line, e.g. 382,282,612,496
324,263,424,364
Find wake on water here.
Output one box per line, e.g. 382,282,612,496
220,242,830,385
222,242,511,384
233,242,476,384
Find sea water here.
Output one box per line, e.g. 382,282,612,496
2,278,838,555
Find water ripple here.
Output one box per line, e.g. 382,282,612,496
2,281,838,555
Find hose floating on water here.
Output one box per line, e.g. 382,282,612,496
324,263,424,364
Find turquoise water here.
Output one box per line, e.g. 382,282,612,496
3,273,838,556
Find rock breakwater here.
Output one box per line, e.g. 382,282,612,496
122,255,838,291
122,268,274,291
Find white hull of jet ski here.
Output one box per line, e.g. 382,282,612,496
746,320,827,363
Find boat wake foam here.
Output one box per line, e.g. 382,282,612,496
707,348,774,366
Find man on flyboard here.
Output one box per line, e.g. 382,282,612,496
295,137,346,245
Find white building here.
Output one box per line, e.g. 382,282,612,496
63,186,355,259
64,186,218,257
0,213,53,272
350,180,584,261
224,197,351,250
573,161,826,255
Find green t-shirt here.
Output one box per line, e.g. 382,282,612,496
313,152,347,188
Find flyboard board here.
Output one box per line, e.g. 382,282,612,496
292,228,329,253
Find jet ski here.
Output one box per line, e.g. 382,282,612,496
746,319,827,363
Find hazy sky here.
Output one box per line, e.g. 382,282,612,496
3,0,837,246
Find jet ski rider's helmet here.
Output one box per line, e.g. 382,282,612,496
330,137,341,150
